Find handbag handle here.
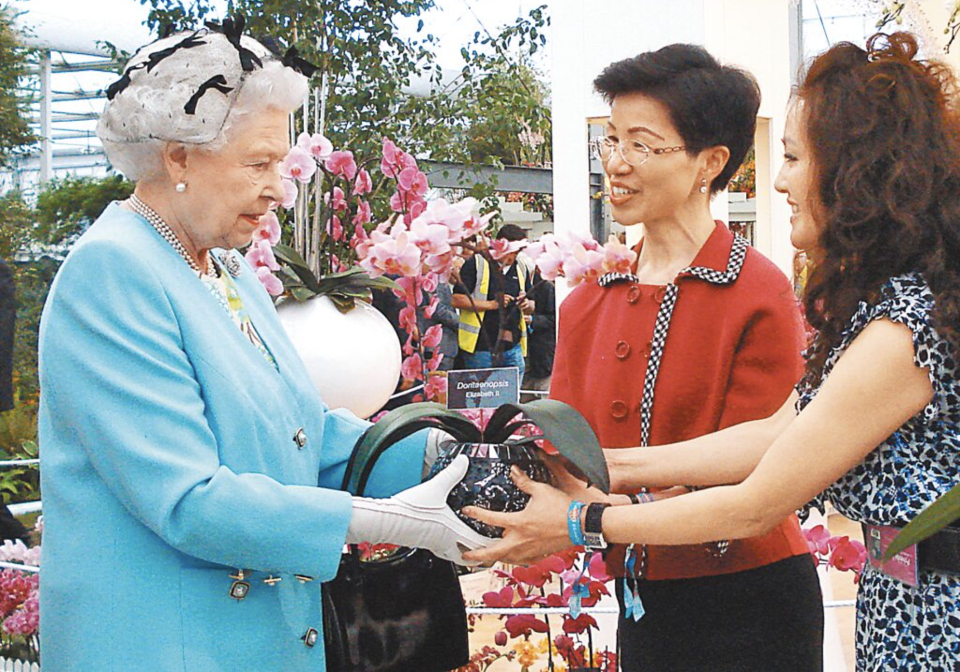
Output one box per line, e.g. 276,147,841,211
340,403,476,495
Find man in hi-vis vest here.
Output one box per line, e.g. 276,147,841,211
452,225,534,379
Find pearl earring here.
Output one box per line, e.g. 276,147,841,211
699,178,707,194
175,182,187,193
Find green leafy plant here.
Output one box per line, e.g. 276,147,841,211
0,5,35,167
34,175,135,247
0,396,39,503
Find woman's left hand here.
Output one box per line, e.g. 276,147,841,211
461,466,576,565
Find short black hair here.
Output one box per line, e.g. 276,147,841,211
496,224,528,242
593,44,760,194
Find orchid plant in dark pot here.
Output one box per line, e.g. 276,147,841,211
349,399,610,538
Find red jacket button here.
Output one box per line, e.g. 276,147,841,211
615,341,631,360
626,285,641,304
610,400,629,419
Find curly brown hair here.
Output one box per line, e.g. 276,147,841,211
799,32,960,384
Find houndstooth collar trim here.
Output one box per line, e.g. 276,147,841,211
598,232,748,288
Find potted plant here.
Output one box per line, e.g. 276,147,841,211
346,399,609,536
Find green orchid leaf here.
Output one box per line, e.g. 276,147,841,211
274,244,322,292
484,399,609,493
273,243,311,270
885,484,960,560
345,403,483,494
289,286,316,303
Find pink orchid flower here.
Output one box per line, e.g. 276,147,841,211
425,251,456,280
803,524,832,556
425,374,447,400
255,266,284,296
280,178,298,209
421,273,439,293
408,216,452,257
365,229,422,277
398,167,429,197
422,324,444,349
828,536,867,573
381,137,402,177
401,352,423,381
326,150,358,181
395,275,424,305
563,229,602,252
587,550,611,582
245,239,280,271
505,614,549,638
389,190,409,214
461,210,497,239
413,197,478,241
280,146,317,184
562,243,605,286
425,349,444,373
352,199,372,226
404,198,427,225
324,186,347,212
398,305,417,334
326,215,344,242
354,169,373,196
355,229,387,266
253,211,281,246
601,234,638,274
489,238,526,261
296,131,333,162
527,234,566,281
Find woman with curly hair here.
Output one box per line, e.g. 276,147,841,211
467,31,960,671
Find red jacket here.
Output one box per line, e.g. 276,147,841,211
551,223,810,580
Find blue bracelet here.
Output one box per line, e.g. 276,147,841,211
567,500,586,546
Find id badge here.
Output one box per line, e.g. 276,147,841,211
864,525,920,587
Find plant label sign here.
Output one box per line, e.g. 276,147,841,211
447,367,520,409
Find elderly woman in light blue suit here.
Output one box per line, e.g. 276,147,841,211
37,20,487,672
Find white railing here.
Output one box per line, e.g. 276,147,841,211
0,658,39,672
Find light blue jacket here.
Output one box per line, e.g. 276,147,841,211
38,204,426,671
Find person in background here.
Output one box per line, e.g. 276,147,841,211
420,273,459,372
521,269,555,399
453,224,534,380
0,255,15,413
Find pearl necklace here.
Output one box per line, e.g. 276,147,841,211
128,194,216,278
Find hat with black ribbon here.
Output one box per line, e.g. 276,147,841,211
98,15,318,146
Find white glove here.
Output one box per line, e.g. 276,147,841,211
346,455,493,565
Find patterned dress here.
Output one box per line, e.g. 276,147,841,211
797,273,960,671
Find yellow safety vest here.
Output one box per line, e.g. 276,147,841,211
458,255,528,357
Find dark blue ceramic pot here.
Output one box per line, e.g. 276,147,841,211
429,441,552,538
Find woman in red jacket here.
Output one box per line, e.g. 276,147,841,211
474,44,822,671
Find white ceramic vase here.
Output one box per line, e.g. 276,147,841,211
277,295,401,419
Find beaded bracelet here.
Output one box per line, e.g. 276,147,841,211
567,500,586,546
628,492,655,504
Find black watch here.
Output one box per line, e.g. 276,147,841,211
582,502,610,550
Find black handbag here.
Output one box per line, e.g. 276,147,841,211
322,430,470,672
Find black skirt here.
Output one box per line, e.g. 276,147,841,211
616,553,824,672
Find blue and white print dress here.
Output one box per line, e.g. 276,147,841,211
797,273,960,671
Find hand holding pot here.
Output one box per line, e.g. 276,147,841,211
461,465,575,565
347,455,493,565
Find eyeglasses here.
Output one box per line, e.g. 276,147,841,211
589,137,686,167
